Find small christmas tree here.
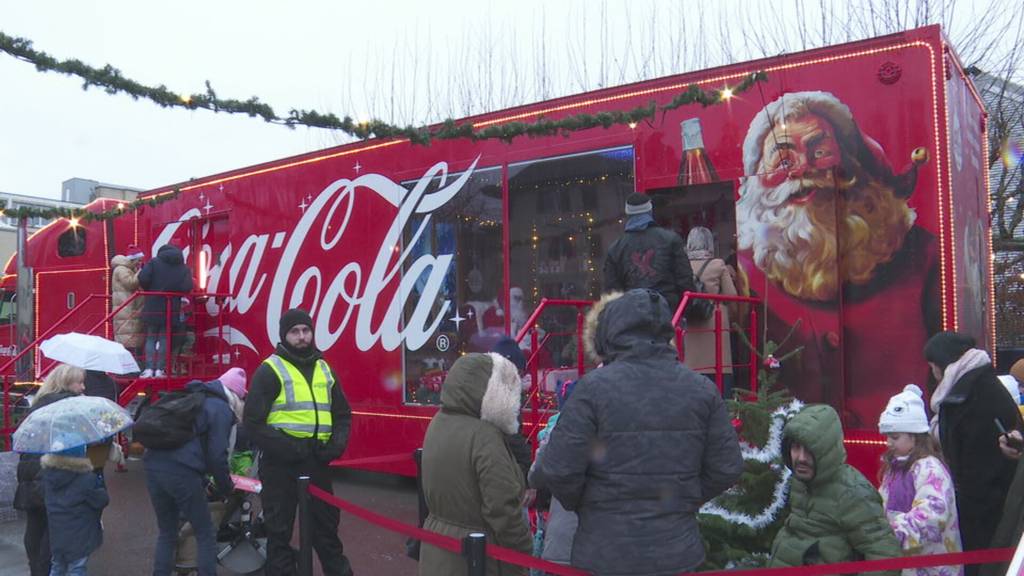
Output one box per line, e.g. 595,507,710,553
697,323,804,569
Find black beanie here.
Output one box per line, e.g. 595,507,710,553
625,193,652,215
923,331,976,370
279,308,314,342
491,336,526,373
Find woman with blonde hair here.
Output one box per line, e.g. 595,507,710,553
13,363,86,575
36,364,87,399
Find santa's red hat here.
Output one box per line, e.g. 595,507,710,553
482,305,505,329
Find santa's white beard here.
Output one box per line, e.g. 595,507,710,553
737,173,915,301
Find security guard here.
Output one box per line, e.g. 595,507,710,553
244,308,354,576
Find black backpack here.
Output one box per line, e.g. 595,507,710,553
132,388,207,450
684,259,715,323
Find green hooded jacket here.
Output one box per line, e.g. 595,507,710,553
769,405,900,576
418,353,532,576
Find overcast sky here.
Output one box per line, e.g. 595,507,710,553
1,0,1015,200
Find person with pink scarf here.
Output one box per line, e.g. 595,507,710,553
924,332,1022,572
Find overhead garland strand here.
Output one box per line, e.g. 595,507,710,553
0,31,767,146
0,189,181,222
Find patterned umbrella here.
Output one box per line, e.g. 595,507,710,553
13,395,132,454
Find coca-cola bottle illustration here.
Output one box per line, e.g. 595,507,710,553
677,118,718,186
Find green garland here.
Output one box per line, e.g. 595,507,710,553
0,189,181,222
0,31,767,145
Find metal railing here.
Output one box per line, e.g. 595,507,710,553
514,298,593,442
672,291,763,395
510,292,765,441
1,289,230,448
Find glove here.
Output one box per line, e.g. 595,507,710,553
314,440,344,464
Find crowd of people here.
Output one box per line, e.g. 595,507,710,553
9,195,1024,576
111,243,196,379
12,308,355,576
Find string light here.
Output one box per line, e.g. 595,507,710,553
721,87,734,100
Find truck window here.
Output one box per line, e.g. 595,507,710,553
57,227,87,257
402,165,503,406
0,291,15,325
508,146,635,370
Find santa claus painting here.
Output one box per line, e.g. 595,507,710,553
736,91,940,426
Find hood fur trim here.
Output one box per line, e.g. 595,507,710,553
480,353,522,434
41,453,94,473
583,291,623,364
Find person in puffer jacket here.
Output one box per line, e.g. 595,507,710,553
770,404,900,575
531,289,743,576
41,443,109,575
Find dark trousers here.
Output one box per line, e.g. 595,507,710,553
259,455,353,576
24,507,50,576
145,465,217,576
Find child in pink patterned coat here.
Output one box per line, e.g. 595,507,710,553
878,384,963,576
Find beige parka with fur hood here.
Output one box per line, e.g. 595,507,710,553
418,352,532,576
110,255,143,349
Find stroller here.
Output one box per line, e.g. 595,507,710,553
175,453,267,575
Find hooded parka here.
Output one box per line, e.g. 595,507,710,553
137,244,193,329
41,453,109,564
531,289,743,576
770,405,900,575
418,353,532,576
110,254,143,348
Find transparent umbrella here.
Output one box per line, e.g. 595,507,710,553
40,332,140,375
13,395,133,454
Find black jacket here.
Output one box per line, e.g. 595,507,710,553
603,223,696,312
243,343,352,466
937,364,1023,550
41,454,108,563
137,244,193,329
531,289,743,576
143,380,236,497
84,370,117,403
13,392,75,511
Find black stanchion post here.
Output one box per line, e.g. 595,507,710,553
298,475,312,576
463,532,486,576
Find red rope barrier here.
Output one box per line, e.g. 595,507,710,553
697,548,1015,576
308,485,1014,576
308,485,588,575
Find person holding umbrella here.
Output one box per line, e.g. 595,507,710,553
12,373,131,576
13,364,86,576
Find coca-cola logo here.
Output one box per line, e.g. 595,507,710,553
155,157,480,354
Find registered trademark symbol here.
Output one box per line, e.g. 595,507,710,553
436,334,450,352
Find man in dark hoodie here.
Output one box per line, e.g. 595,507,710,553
532,289,742,575
137,243,193,378
243,308,354,576
603,193,696,312
143,378,236,576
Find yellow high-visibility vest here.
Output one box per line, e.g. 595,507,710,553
263,354,334,441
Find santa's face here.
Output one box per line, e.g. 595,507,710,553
738,111,914,302
758,114,842,197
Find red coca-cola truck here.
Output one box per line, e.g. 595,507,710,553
0,25,991,477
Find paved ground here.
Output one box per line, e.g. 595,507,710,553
0,459,421,575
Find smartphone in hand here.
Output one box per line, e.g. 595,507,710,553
995,418,1024,451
